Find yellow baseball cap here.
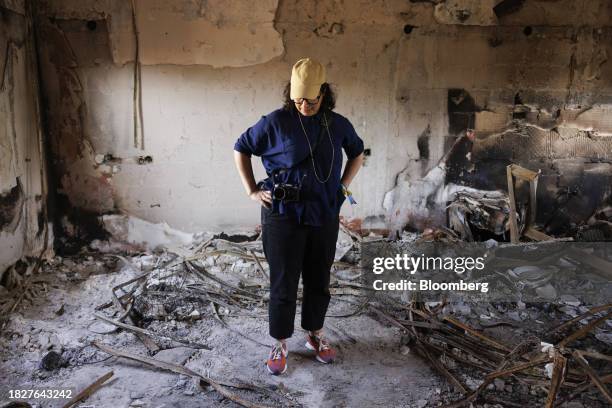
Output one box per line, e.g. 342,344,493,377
290,58,326,100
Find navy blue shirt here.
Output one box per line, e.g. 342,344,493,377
234,108,364,226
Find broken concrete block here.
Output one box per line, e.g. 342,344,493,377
130,391,145,400
535,284,557,300
154,347,196,366
595,332,612,345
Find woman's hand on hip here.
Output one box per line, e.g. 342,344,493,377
249,189,272,209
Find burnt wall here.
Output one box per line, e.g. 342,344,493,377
0,0,50,278
33,0,612,236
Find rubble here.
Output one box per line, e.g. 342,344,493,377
448,190,515,241
40,351,67,371
0,1,611,407
361,233,612,406
1,229,386,407
577,205,612,241
99,215,197,254
1,215,609,407
364,292,612,406
384,132,481,238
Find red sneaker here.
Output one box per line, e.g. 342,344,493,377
266,342,288,375
305,334,336,364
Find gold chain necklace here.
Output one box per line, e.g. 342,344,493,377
297,111,335,183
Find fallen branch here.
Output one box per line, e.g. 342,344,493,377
442,316,511,353
558,310,612,347
94,312,211,350
554,373,612,407
62,371,114,408
544,351,567,408
248,249,269,280
416,341,469,395
368,304,409,332
185,261,262,299
485,356,551,380
93,342,281,408
194,238,214,254
327,297,370,318
551,303,612,334
577,350,612,363
572,350,612,404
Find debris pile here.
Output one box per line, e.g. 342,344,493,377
370,294,612,407
82,238,285,406
447,190,516,241
360,233,612,407
577,205,612,242
83,228,363,407
1,212,609,407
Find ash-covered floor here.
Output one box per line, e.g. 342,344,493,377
0,235,439,408
1,228,611,408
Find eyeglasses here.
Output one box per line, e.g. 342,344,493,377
293,95,321,106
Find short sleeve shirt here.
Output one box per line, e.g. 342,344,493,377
234,108,364,226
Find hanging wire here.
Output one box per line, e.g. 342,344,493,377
297,111,335,183
130,0,144,150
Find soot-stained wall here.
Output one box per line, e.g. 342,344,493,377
35,0,612,233
0,0,49,278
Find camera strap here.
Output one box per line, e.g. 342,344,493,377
264,111,333,188
294,110,332,169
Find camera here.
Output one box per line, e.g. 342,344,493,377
272,183,300,202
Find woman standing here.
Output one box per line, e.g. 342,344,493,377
233,58,364,375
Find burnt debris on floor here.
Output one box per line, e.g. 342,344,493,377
361,237,612,407
376,137,612,406
0,225,441,408
372,117,612,406
2,214,611,407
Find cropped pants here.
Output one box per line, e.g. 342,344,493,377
261,207,339,340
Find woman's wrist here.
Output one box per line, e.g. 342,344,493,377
246,184,259,196
340,183,357,204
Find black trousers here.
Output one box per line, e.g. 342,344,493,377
261,207,339,340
